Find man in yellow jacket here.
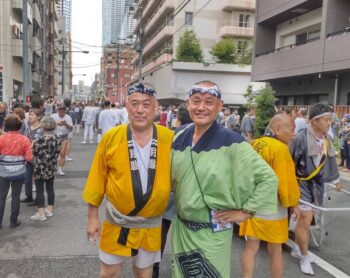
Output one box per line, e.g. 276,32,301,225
240,114,301,278
82,83,173,278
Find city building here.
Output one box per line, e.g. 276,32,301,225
253,0,350,105
56,0,72,32
101,45,133,104
131,0,256,105
0,0,60,102
102,0,134,46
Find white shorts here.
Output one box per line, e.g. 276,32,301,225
299,204,314,211
99,248,161,269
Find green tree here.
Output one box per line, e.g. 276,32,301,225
210,38,236,64
243,85,255,109
176,30,203,62
254,85,277,137
237,47,252,66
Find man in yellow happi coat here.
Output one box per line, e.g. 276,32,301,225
240,114,301,278
82,83,173,278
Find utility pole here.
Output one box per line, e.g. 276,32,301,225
22,0,30,101
116,42,120,102
62,38,65,98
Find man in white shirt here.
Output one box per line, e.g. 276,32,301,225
98,100,120,136
81,103,98,144
51,105,73,175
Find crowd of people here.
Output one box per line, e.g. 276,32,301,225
0,83,345,277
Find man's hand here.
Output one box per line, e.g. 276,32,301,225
290,206,301,221
214,209,251,225
87,204,100,245
335,182,344,192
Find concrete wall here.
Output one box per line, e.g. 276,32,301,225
324,0,350,35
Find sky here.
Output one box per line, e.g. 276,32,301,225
71,0,102,87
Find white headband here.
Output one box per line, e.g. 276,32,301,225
311,112,332,120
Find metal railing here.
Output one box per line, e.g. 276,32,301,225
327,27,350,38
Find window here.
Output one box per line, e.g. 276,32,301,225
239,14,250,27
308,29,320,41
296,32,308,45
185,12,193,26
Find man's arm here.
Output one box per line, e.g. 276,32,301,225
87,204,100,245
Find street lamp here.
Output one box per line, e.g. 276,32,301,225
61,42,89,98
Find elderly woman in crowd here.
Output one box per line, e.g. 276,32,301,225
0,114,32,228
21,108,43,205
31,116,61,221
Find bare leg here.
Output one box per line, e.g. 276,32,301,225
58,140,68,168
267,243,283,278
133,264,153,278
242,238,260,278
295,210,313,255
99,262,123,278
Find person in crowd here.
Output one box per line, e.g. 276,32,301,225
295,108,308,133
171,80,277,277
31,98,45,116
226,110,241,133
65,105,77,162
328,104,340,140
44,98,54,116
51,105,73,176
21,109,43,205
82,83,173,278
166,105,177,129
95,102,104,144
98,100,120,135
0,101,8,133
241,108,254,141
220,108,231,127
290,103,343,275
74,103,83,135
81,102,98,144
152,103,192,278
339,114,350,168
30,117,61,221
240,114,301,278
13,106,27,135
159,106,167,127
0,115,32,228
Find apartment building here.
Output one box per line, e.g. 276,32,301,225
131,0,256,105
102,45,133,104
0,0,59,102
253,0,350,105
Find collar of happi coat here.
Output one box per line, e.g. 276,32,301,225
126,124,158,216
306,124,335,157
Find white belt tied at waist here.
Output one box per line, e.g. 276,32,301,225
105,199,162,229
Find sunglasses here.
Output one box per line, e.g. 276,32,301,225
127,83,157,96
188,85,221,99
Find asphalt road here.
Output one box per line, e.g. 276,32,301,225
0,134,349,278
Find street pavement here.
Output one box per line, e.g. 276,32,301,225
0,134,349,278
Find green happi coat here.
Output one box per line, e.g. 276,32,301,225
171,122,278,278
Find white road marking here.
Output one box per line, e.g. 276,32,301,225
287,240,350,278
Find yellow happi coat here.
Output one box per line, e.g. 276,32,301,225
82,124,173,256
240,136,300,243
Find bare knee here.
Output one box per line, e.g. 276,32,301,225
267,243,282,257
133,264,153,278
297,211,313,229
244,238,260,255
100,262,123,278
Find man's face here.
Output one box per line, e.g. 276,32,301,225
224,109,230,116
312,115,332,134
0,104,6,113
187,93,223,128
275,117,296,145
58,109,65,118
126,93,157,130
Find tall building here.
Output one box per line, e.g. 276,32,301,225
253,0,350,105
56,0,72,32
0,0,60,101
131,0,256,105
102,0,134,46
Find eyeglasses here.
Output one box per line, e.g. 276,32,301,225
127,83,157,96
188,85,221,99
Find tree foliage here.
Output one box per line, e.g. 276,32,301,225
254,85,277,137
210,38,236,64
243,85,255,109
176,30,203,63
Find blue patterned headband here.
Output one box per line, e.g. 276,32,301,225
127,83,157,97
188,85,221,99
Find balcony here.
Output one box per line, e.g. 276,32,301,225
324,29,350,72
142,53,173,74
145,0,175,35
30,36,41,52
12,39,23,58
222,0,256,12
11,0,23,11
133,0,162,33
143,25,174,56
253,39,323,81
131,53,139,66
219,24,254,38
